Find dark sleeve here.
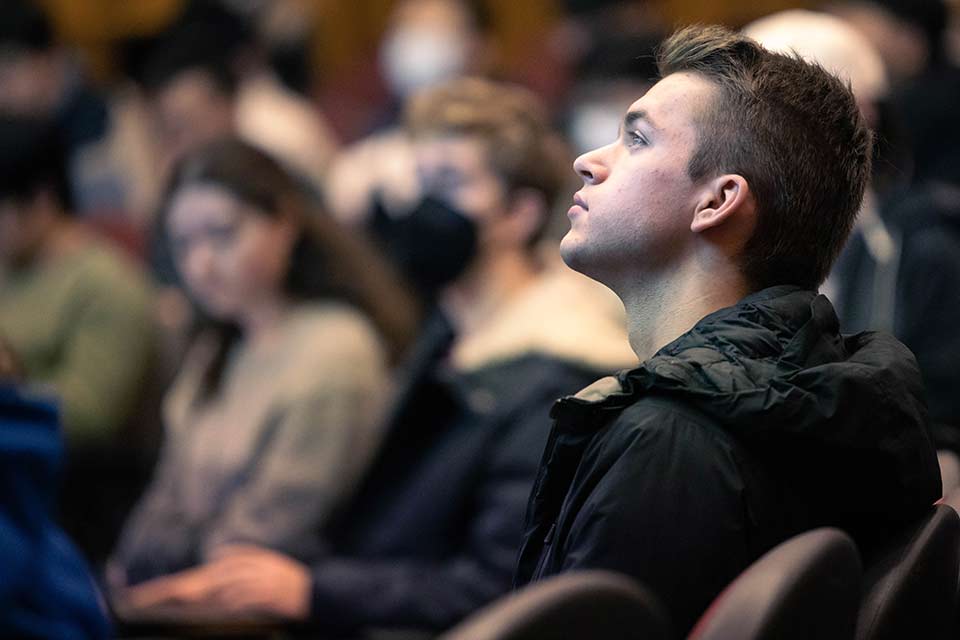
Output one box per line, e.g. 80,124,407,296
558,407,752,635
308,384,559,633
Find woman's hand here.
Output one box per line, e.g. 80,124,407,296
116,545,312,621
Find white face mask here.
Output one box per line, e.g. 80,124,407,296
568,102,626,155
380,26,469,98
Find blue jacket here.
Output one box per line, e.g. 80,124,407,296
0,385,110,639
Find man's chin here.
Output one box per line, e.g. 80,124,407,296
559,236,616,292
559,235,588,274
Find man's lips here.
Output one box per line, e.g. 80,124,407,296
572,193,588,210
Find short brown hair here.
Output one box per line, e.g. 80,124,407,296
405,77,570,230
657,25,872,290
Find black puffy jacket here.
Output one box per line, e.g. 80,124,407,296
309,313,608,633
514,286,941,635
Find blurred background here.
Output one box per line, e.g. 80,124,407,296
2,0,960,635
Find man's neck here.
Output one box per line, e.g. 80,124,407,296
619,261,748,362
441,249,541,340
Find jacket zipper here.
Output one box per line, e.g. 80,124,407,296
531,521,558,580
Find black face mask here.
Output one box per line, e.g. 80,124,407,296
370,194,478,300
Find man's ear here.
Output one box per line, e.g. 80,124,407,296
690,174,752,233
504,188,547,247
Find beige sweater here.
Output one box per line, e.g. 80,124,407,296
114,301,390,582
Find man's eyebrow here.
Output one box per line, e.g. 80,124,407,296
624,109,660,132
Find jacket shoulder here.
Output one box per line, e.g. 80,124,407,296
598,394,743,460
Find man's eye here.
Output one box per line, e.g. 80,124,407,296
627,130,648,147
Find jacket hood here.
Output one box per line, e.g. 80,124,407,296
623,285,941,522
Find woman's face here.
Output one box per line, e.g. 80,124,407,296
166,183,296,321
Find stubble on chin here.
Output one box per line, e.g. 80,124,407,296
559,232,605,285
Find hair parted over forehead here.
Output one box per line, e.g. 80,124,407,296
159,139,420,390
404,77,570,214
656,25,873,291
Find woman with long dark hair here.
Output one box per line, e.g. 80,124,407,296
110,138,418,586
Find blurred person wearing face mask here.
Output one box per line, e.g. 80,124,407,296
747,9,960,449
561,29,663,157
116,77,635,634
110,139,417,596
323,0,494,230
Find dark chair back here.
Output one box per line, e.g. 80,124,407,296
944,491,960,638
939,450,960,496
439,570,669,640
688,528,862,640
856,504,960,640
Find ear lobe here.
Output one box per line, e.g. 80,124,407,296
506,188,548,246
690,175,751,233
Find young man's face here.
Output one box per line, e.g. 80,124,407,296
560,71,715,289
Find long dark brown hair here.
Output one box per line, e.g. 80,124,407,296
159,138,421,402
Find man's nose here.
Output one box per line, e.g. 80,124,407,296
573,146,610,184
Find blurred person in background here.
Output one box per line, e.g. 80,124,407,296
826,0,952,82
0,0,125,215
0,115,154,455
0,115,156,565
110,139,417,590
128,1,344,390
826,0,960,188
115,77,636,635
561,30,662,157
0,384,111,639
136,1,339,198
324,0,495,230
802,3,960,448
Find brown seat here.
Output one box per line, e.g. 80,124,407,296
856,504,960,640
688,528,862,640
439,570,669,640
939,450,960,496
